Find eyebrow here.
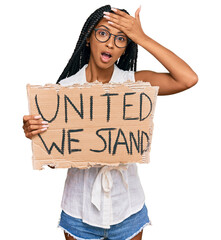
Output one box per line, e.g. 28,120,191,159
97,25,124,34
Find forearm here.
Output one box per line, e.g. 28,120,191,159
137,34,198,84
103,8,198,87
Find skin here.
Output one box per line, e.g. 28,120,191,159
23,6,198,239
85,20,125,83
103,7,198,95
23,6,198,138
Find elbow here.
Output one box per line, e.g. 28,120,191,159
185,73,198,89
192,73,199,85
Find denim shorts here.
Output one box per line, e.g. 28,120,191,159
58,203,151,240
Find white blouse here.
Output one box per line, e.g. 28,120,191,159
59,64,146,229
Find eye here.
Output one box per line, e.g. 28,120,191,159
117,35,127,42
97,29,108,37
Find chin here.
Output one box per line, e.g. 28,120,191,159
95,61,115,70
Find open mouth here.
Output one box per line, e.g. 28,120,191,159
101,52,112,62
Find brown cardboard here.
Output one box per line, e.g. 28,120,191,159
27,81,159,170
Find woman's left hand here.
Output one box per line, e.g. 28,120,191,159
103,7,146,44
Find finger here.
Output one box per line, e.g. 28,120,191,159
103,12,119,21
103,12,129,26
24,119,48,128
107,20,125,32
135,6,141,23
23,115,41,124
104,13,132,32
111,8,130,19
104,10,131,21
25,127,48,139
25,124,49,132
107,17,133,34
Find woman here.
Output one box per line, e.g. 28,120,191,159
23,5,198,240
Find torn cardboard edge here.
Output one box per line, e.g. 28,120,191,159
27,80,159,170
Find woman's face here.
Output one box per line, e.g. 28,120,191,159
87,18,127,69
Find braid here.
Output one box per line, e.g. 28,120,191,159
57,5,138,84
117,41,138,71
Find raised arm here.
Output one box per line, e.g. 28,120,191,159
134,34,198,95
104,7,198,95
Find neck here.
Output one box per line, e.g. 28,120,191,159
86,60,114,84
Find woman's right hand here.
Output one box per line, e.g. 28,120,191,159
23,115,49,140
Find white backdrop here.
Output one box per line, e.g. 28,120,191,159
1,0,220,239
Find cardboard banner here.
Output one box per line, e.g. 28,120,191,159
27,81,159,169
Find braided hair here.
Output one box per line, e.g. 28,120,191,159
56,5,138,84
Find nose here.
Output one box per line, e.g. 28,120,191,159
105,35,115,48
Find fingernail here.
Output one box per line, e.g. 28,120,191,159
41,128,47,131
111,8,117,12
42,125,49,128
108,21,114,25
103,15,110,20
34,115,41,119
103,11,110,15
42,121,48,124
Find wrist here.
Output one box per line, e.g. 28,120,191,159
136,32,150,46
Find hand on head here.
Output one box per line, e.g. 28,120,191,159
103,6,145,44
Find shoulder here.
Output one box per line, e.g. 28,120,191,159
59,65,87,86
111,65,135,83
